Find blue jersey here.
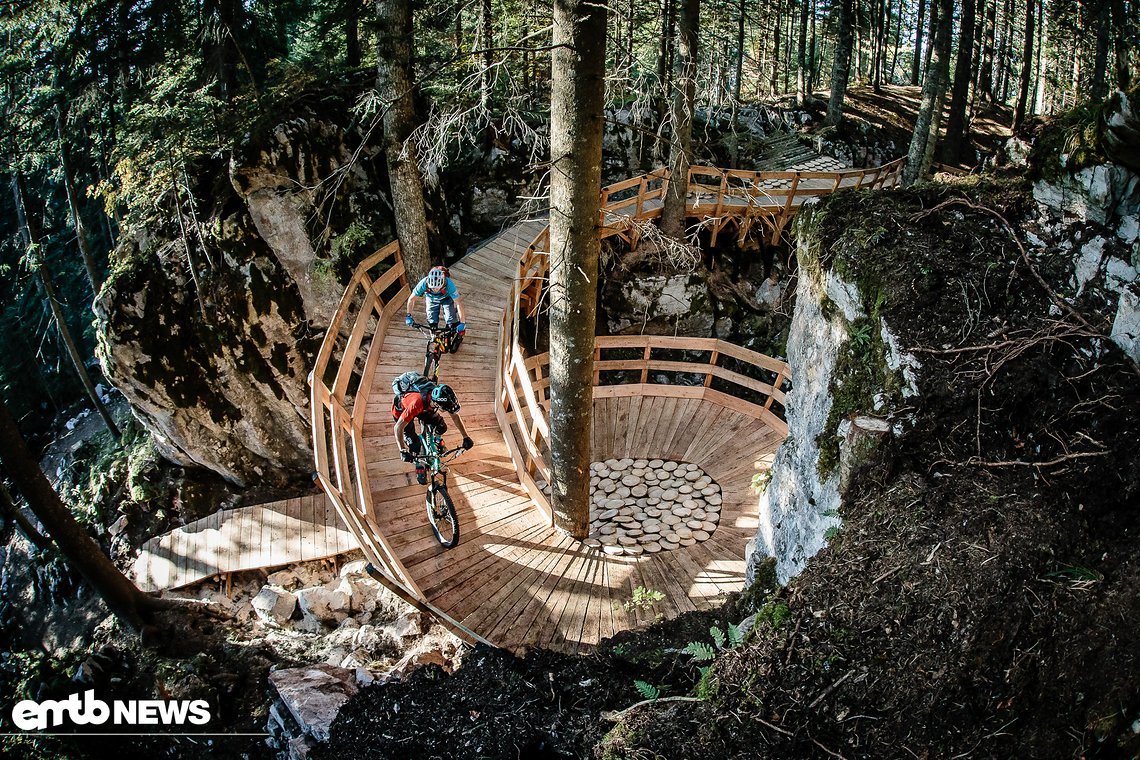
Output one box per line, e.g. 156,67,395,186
413,276,460,303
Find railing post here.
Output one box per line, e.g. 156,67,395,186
704,349,719,387
764,371,785,409
593,345,602,386
640,345,651,383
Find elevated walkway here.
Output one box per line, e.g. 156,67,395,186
135,159,903,654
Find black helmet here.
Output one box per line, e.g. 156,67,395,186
431,383,460,413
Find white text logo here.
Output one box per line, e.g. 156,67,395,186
11,690,211,731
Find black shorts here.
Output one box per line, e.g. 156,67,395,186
403,410,447,453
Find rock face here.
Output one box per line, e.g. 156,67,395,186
1032,159,1140,364
96,115,394,486
95,213,318,486
268,663,358,743
748,201,915,584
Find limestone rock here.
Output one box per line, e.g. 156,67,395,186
252,586,299,624
268,664,359,743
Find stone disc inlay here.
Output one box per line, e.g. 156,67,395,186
577,458,721,556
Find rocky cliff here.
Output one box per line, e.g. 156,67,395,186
96,113,395,486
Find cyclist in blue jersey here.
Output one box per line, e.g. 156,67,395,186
406,265,466,339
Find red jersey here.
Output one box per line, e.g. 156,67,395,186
392,392,428,425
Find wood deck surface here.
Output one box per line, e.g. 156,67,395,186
360,219,783,653
132,493,354,592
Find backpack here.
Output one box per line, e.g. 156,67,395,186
392,371,435,413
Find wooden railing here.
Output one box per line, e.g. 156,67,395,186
309,241,424,596
495,334,791,519
496,160,907,523
514,159,905,321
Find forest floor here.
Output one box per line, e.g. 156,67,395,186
803,83,1012,167
317,174,1139,759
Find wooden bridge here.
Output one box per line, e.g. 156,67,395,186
132,158,903,650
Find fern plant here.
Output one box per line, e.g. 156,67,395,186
634,680,661,701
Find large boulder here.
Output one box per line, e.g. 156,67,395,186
268,664,358,743
96,114,394,486
95,214,317,486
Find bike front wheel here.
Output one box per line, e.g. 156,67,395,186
423,349,441,382
426,485,459,547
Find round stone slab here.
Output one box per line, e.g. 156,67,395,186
587,458,721,558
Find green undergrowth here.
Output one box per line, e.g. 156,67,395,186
54,419,158,530
1028,85,1140,181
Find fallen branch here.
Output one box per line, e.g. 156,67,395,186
601,696,703,721
756,716,795,736
811,736,850,760
968,451,1110,468
809,671,854,709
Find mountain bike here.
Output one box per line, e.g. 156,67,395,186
409,320,461,382
411,424,465,547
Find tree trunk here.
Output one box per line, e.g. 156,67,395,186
548,0,607,539
347,0,362,67
655,0,676,159
736,0,747,102
0,400,152,633
942,0,976,164
1011,0,1034,130
911,0,925,84
797,0,810,104
771,0,783,95
1090,0,1110,101
890,0,903,80
875,0,891,89
11,175,121,443
1109,0,1130,90
978,0,995,101
480,0,494,107
56,106,102,297
661,0,699,239
826,0,855,124
995,0,1012,100
375,0,432,285
903,0,952,184
921,0,939,82
0,480,52,551
809,0,818,91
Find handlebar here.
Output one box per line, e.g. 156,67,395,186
409,446,467,464
409,320,456,336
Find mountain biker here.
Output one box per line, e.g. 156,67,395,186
406,266,466,345
392,376,473,485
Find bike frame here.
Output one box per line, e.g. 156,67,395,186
413,425,463,489
410,320,456,379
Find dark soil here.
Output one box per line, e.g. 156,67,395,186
320,174,1140,760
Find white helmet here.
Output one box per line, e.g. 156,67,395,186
426,266,447,292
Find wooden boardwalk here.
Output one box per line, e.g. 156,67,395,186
131,494,355,592
358,221,784,653
136,156,903,651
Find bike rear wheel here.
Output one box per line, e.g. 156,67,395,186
426,485,459,547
